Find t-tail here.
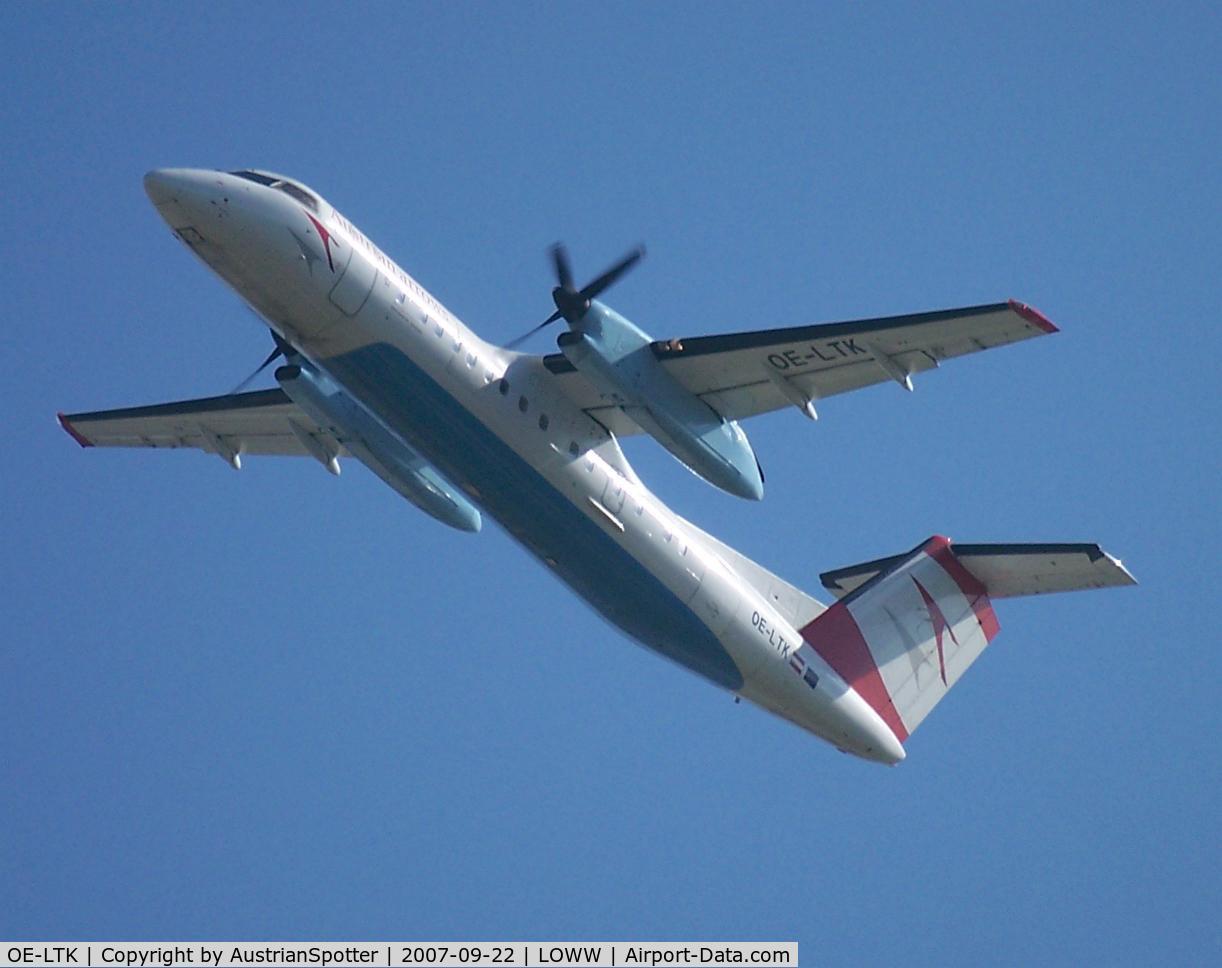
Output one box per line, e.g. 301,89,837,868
801,536,1135,748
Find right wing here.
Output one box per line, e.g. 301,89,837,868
542,300,1058,434
58,388,347,468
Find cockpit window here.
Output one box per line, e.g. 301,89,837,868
272,181,319,212
230,169,279,186
228,170,320,212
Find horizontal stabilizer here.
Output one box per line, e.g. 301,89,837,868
821,542,1136,599
801,535,1001,742
803,535,1135,744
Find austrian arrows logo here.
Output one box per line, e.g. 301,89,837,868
305,213,338,272
912,577,958,685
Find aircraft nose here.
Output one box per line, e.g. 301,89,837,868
143,168,221,210
144,168,183,207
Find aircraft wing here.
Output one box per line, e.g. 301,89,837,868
57,388,348,467
542,300,1058,434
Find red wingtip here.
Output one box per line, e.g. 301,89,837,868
1008,298,1059,334
57,412,92,448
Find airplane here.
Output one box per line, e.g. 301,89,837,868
58,168,1136,764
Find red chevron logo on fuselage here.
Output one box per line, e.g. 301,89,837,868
305,212,337,272
912,576,959,685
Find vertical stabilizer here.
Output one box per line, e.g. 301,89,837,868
804,536,1134,743
800,536,999,742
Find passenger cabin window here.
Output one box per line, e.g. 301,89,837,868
498,378,509,395
538,414,549,431
568,441,580,456
518,396,529,413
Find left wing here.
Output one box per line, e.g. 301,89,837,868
58,388,347,468
59,383,486,532
542,300,1057,434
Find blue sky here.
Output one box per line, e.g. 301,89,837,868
2,2,1218,963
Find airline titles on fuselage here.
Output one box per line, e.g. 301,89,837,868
327,209,458,330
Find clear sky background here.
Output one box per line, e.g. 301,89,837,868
2,2,1218,964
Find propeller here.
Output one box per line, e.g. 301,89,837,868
506,243,645,349
230,332,296,394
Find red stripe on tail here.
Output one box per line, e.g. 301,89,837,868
799,603,909,743
924,536,1000,641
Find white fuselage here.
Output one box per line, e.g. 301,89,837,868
143,168,904,764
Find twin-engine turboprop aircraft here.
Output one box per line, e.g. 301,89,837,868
59,168,1136,763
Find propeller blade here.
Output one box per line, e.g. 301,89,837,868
550,244,573,291
579,246,645,302
508,242,646,349
270,331,295,356
505,311,563,350
230,333,296,394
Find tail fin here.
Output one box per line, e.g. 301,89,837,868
801,536,1135,742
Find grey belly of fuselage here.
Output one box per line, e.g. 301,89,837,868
317,340,745,691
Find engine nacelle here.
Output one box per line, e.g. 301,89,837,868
558,302,763,500
276,363,481,532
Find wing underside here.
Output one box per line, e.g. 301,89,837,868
58,388,348,465
542,300,1058,434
